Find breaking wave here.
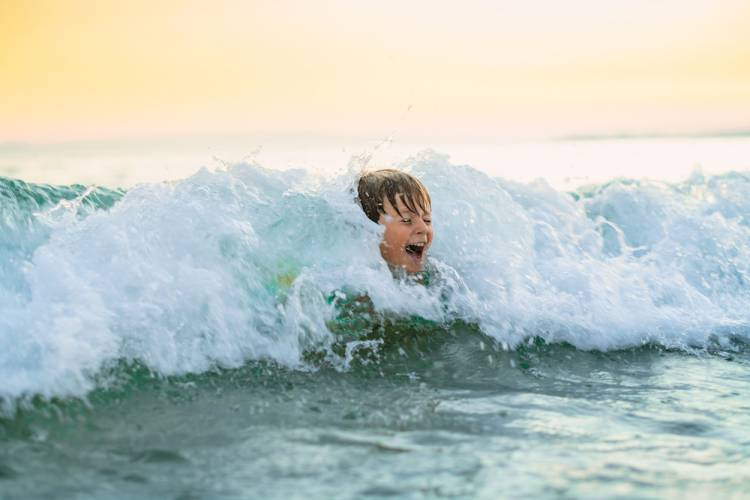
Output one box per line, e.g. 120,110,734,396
2,151,750,405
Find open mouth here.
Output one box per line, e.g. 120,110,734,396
404,243,425,258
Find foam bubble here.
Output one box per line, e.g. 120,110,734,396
2,153,750,404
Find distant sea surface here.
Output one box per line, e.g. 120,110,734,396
3,134,750,188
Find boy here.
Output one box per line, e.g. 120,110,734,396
320,168,436,357
356,169,433,275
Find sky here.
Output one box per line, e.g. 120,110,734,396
1,0,750,144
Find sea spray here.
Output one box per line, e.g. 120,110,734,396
2,151,750,407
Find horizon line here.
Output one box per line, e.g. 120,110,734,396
2,127,750,151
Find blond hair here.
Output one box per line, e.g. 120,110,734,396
356,169,431,223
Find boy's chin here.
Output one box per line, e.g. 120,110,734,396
390,264,422,276
384,251,427,275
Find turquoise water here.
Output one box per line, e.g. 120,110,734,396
2,152,750,498
2,342,748,498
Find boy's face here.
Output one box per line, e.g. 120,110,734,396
378,194,433,274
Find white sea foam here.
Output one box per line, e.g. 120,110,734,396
2,151,750,404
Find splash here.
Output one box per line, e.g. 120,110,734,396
2,152,750,405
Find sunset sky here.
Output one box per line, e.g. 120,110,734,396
2,0,750,143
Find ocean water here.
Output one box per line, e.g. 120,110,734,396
1,144,749,498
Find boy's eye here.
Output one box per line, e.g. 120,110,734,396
401,218,412,224
424,218,432,224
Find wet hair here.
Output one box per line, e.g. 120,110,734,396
356,169,431,223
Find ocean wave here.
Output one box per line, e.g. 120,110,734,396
2,151,750,405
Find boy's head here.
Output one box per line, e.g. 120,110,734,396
357,169,433,274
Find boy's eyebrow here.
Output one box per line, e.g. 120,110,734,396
402,209,431,216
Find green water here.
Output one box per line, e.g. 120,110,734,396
3,167,750,498
2,334,748,499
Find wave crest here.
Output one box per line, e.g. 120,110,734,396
2,153,750,404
